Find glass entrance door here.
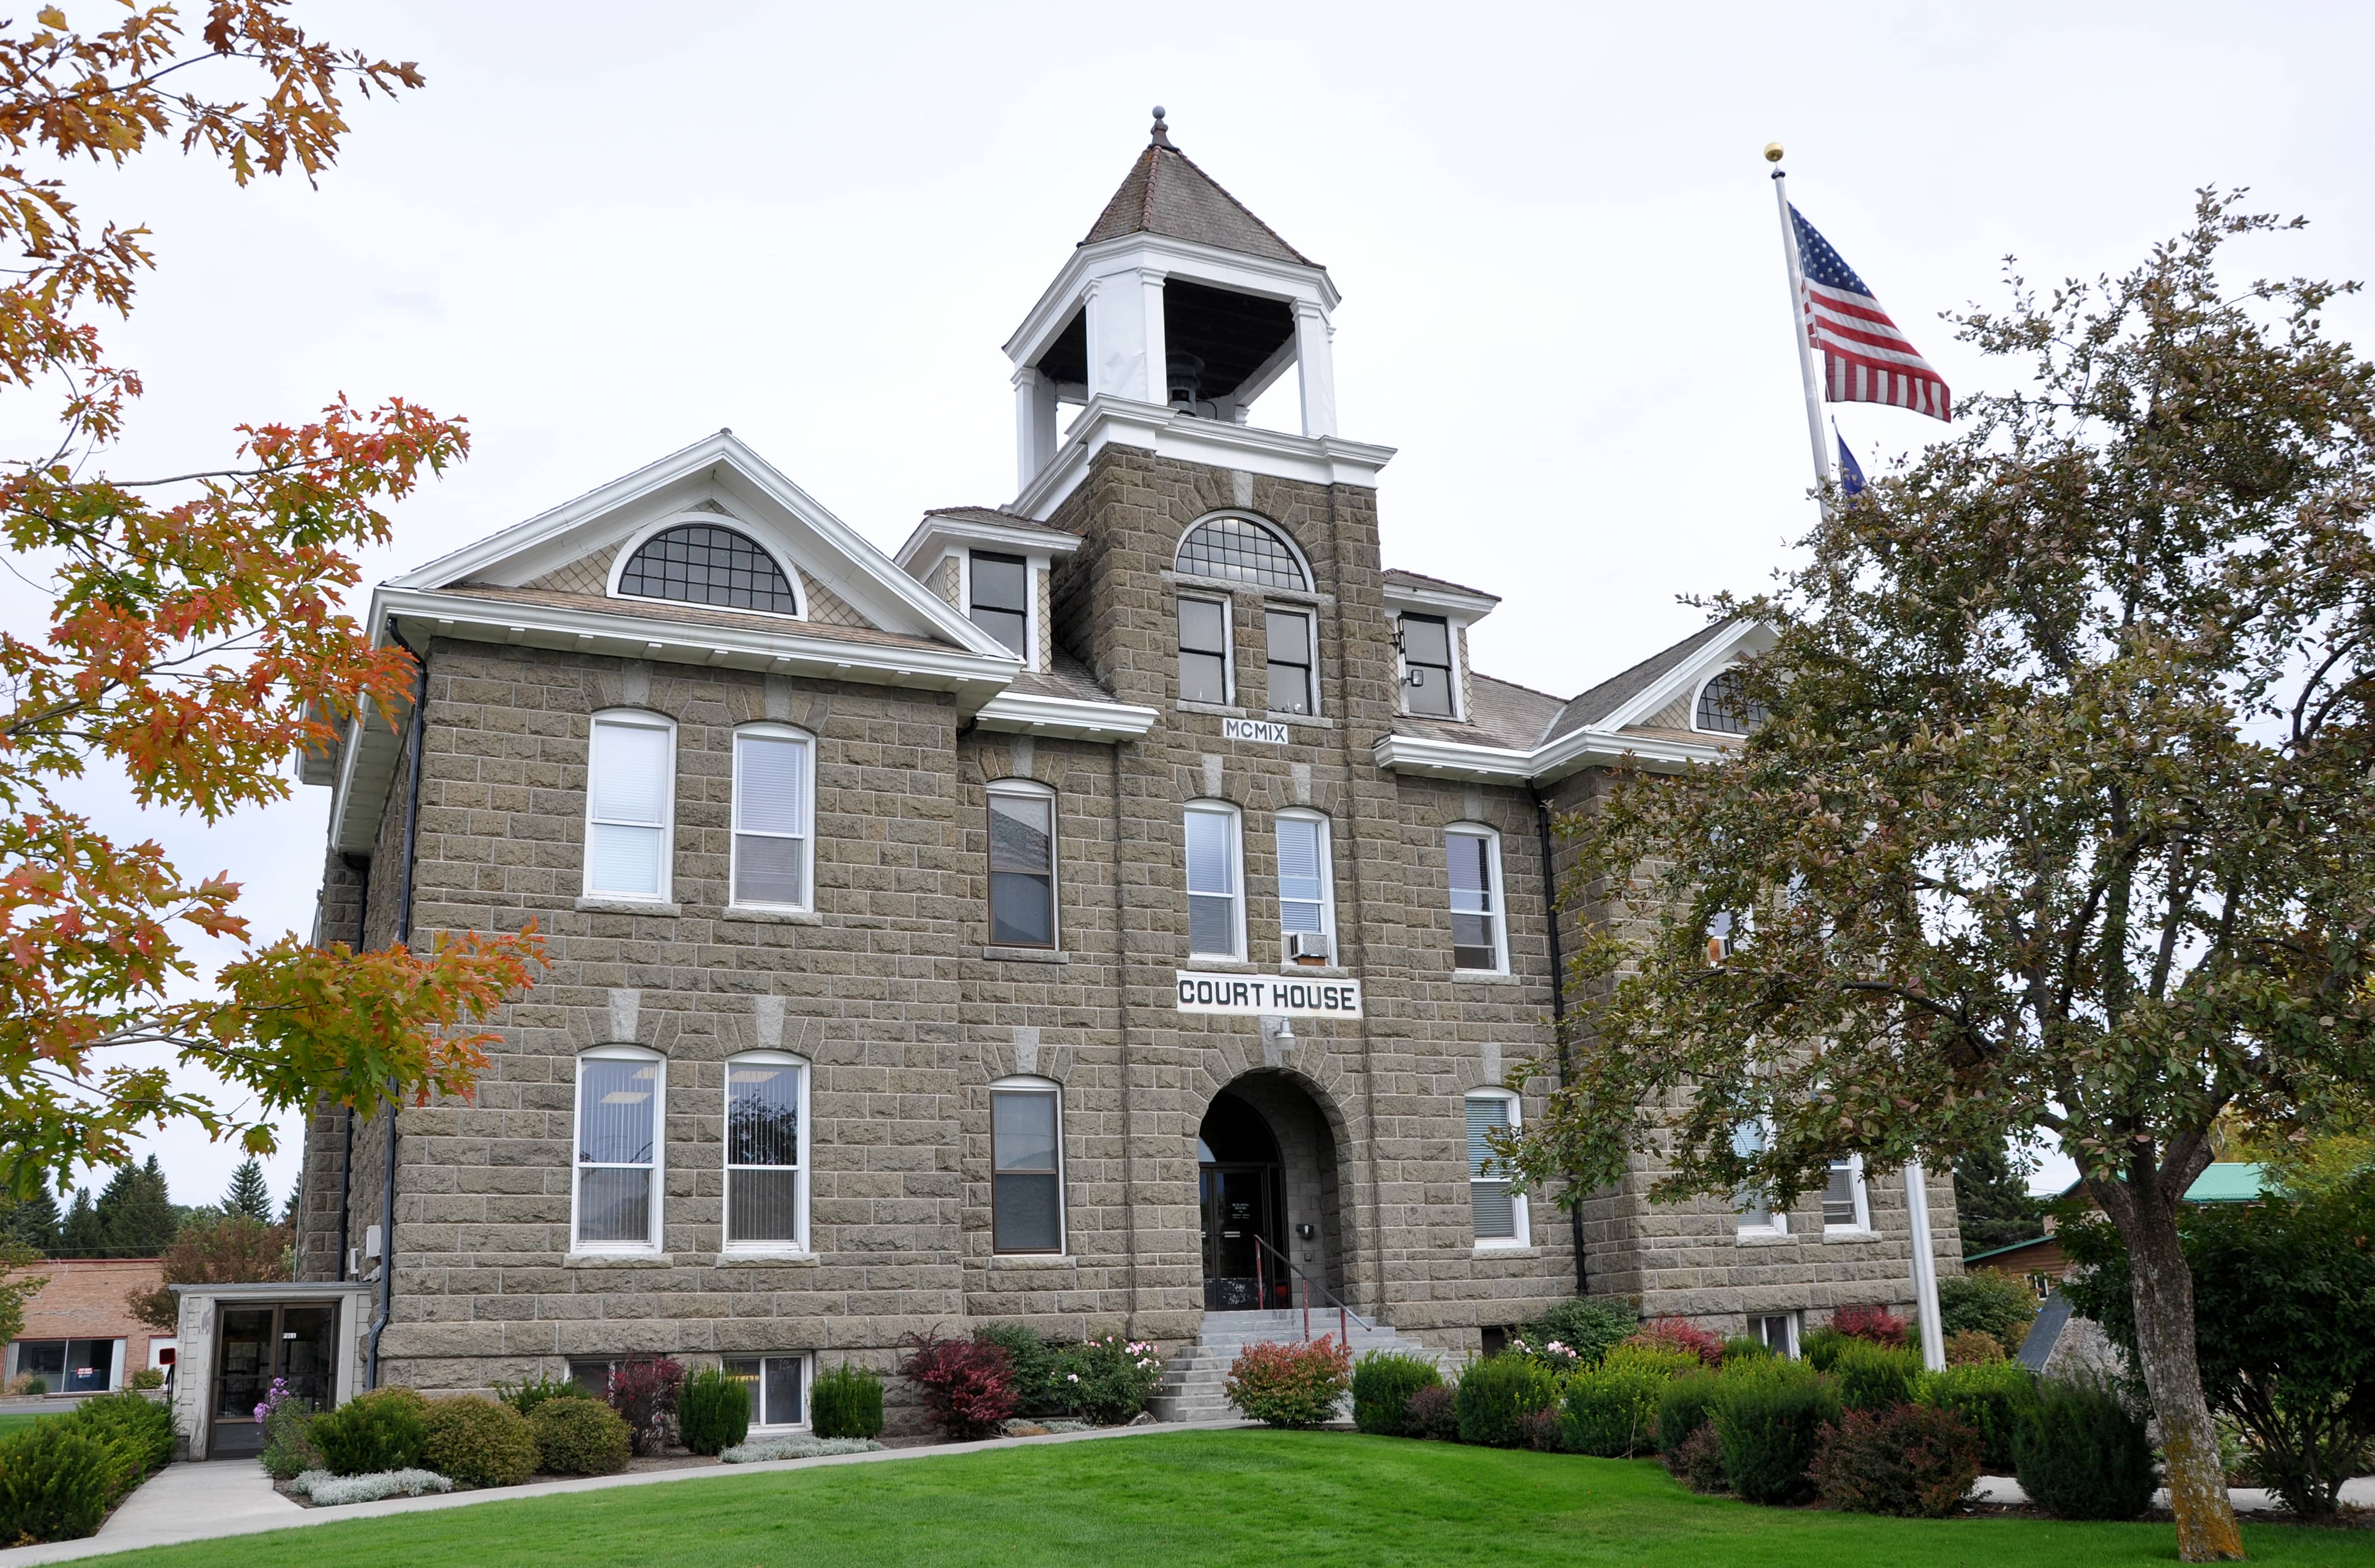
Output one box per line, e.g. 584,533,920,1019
1200,1164,1285,1310
210,1302,340,1457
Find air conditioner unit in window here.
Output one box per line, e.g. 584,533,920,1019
1286,931,1331,964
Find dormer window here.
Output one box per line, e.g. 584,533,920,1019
617,524,799,615
1400,614,1455,718
968,550,1030,659
1695,669,1768,735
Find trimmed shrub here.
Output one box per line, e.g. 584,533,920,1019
1919,1359,2037,1474
1402,1383,1459,1440
1670,1425,1729,1494
1224,1338,1351,1430
1518,1298,1638,1370
530,1397,632,1477
1562,1345,1699,1457
492,1374,586,1419
1654,1371,1723,1459
973,1324,1063,1417
67,1389,175,1474
1518,1407,1565,1452
1352,1350,1442,1437
1624,1316,1724,1368
1720,1337,1774,1365
2012,1375,2156,1520
1711,1360,1842,1506
310,1387,429,1477
125,1368,164,1391
1945,1329,2006,1366
420,1396,537,1488
902,1334,1019,1438
811,1363,886,1440
1799,1325,1850,1372
1832,1340,1923,1412
604,1356,683,1457
0,1422,132,1544
1053,1335,1166,1425
290,1468,452,1505
1938,1269,2039,1357
721,1435,885,1463
1830,1304,1908,1347
675,1367,751,1458
259,1405,319,1482
1455,1352,1561,1447
1810,1404,1983,1517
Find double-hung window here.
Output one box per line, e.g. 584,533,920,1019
1733,1118,1785,1235
1184,803,1244,960
969,550,1030,658
1400,613,1455,718
1823,1155,1872,1231
725,1052,806,1251
1446,825,1507,972
988,782,1057,948
1466,1092,1528,1246
575,1047,663,1251
1265,609,1315,715
722,1354,808,1429
990,1079,1062,1254
1275,811,1334,962
1178,596,1230,705
731,726,813,910
585,713,675,900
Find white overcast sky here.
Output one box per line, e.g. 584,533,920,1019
21,0,2373,1210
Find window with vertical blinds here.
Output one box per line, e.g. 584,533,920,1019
1466,1094,1521,1243
732,728,812,910
585,715,674,900
725,1054,803,1249
575,1051,663,1250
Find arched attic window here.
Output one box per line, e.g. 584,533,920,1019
1175,515,1309,592
1695,669,1769,735
617,524,801,615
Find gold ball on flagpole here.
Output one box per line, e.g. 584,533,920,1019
1764,142,1785,164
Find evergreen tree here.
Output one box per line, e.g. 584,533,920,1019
223,1158,273,1223
58,1189,103,1257
281,1177,302,1227
5,1187,61,1254
1954,1142,2050,1256
98,1157,179,1257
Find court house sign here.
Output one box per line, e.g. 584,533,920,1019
1174,972,1364,1018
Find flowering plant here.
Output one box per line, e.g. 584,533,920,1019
1224,1338,1351,1429
1053,1334,1166,1425
1505,1336,1585,1374
253,1376,297,1423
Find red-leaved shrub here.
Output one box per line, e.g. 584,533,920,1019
900,1333,1018,1438
604,1355,684,1456
1518,1406,1565,1452
1402,1383,1460,1439
1809,1404,1983,1518
1830,1304,1908,1348
1223,1338,1352,1429
1622,1316,1724,1367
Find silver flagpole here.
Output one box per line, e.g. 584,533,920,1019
1766,144,1833,502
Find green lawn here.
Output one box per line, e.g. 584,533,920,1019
107,1430,2375,1568
0,1409,58,1436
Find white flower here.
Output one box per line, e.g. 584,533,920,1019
1066,1372,1079,1383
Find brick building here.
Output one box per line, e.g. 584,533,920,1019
6,1257,168,1394
247,115,1959,1451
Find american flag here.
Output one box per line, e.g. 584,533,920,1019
1792,206,1951,421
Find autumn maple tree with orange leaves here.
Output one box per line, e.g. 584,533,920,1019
0,2,542,1191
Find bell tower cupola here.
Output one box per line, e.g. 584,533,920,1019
1004,110,1382,512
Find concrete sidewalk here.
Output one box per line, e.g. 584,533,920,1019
1971,1473,2375,1512
0,1419,1250,1565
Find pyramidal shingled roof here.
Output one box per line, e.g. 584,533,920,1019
1081,118,1318,269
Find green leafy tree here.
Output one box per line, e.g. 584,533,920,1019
3,1187,60,1253
2061,1172,2375,1519
0,1237,46,1345
1953,1139,2050,1255
125,1211,291,1333
57,1188,101,1256
223,1158,273,1223
1506,194,2375,1561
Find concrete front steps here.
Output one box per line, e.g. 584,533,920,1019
1153,1308,1458,1425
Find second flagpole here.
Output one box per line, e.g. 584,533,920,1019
1766,144,1832,502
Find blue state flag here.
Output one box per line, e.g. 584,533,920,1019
1836,432,1867,499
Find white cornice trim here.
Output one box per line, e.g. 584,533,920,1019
972,690,1159,741
894,516,1082,574
1382,578,1502,620
1370,725,1734,786
1004,232,1340,368
1597,620,1778,732
1011,397,1394,520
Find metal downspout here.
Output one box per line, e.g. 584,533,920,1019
1534,787,1587,1295
335,854,370,1282
368,624,429,1388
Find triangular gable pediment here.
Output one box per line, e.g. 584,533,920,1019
1541,617,1776,745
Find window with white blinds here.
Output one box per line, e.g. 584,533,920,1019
575,1049,663,1251
733,728,813,910
1275,812,1333,961
1466,1093,1527,1245
585,714,675,900
1184,803,1243,960
1447,825,1507,972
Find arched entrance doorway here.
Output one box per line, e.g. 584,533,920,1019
1196,1075,1346,1312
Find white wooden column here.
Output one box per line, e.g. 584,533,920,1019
1140,269,1169,406
1293,302,1337,438
1013,366,1057,491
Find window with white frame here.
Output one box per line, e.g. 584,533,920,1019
969,550,1030,659
1749,1312,1800,1357
584,712,675,900
1733,1118,1786,1235
987,781,1057,949
724,1052,806,1251
1184,802,1244,960
731,726,814,910
1274,810,1334,963
990,1078,1063,1255
1466,1092,1528,1245
1446,825,1507,972
1823,1155,1872,1231
1178,596,1231,705
1400,613,1455,718
721,1354,808,1429
574,1047,663,1251
1265,608,1316,716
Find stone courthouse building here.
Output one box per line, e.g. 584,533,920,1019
247,116,1959,1451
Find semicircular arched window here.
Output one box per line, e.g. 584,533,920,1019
1695,669,1769,735
1175,515,1309,592
617,524,800,615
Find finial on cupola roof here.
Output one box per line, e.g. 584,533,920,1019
1149,106,1174,149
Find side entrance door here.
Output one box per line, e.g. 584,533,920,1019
210,1301,340,1457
